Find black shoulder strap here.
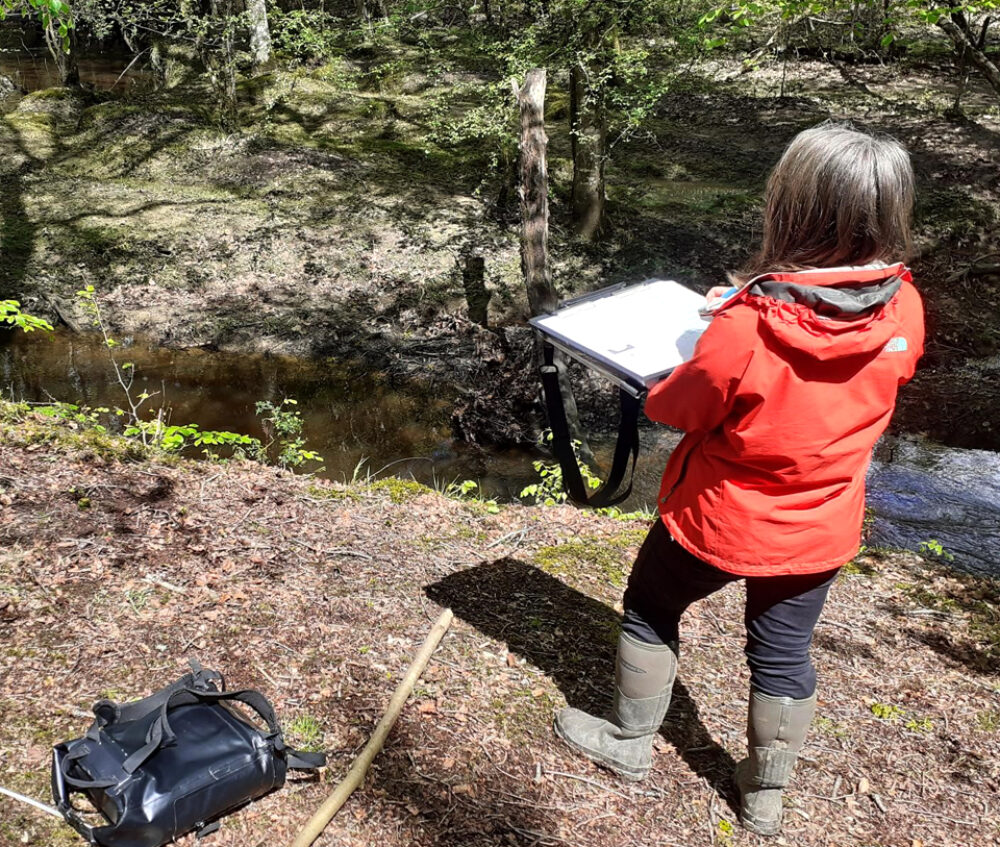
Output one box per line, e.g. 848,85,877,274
540,342,642,508
89,662,223,739
121,687,326,775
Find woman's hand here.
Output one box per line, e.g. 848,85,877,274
705,286,731,305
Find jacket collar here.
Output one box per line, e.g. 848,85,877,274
715,263,910,319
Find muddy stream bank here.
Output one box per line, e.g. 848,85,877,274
3,329,998,576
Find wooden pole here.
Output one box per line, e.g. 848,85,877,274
290,608,454,847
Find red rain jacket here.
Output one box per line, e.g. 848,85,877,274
645,263,924,576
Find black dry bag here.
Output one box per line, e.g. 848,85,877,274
51,662,325,847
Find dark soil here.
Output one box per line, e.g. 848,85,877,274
2,405,998,847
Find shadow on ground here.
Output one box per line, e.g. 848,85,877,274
425,558,740,812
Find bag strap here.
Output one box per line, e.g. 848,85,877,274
57,745,118,790
122,687,326,775
540,342,642,508
51,746,98,844
89,662,223,739
284,749,327,770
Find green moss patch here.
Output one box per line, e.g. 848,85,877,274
533,529,646,587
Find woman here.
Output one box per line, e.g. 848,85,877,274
554,122,925,836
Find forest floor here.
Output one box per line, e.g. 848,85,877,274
1,42,999,448
1,405,998,847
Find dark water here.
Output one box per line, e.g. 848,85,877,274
867,440,1000,576
3,329,998,576
0,330,543,499
0,51,149,108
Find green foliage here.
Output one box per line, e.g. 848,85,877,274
441,478,501,514
271,8,338,62
254,398,323,469
870,701,934,732
123,421,261,457
976,710,1000,732
286,714,324,752
870,701,903,721
698,0,999,65
34,402,109,432
520,433,601,506
715,817,735,847
918,538,955,562
0,1,74,50
596,504,657,521
1,300,54,334
70,285,265,460
905,715,934,732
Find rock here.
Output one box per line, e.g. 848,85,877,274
14,86,87,126
399,73,432,95
0,73,21,100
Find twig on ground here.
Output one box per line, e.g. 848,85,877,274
485,527,530,550
544,770,632,800
144,575,187,594
199,473,222,502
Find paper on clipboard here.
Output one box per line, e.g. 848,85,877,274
530,279,708,390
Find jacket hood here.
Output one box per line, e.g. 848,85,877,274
723,263,910,361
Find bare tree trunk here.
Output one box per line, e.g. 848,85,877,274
518,68,595,466
247,0,272,69
938,14,1000,98
519,69,556,316
207,0,239,129
569,62,607,241
355,0,374,35
44,21,79,87
461,251,489,327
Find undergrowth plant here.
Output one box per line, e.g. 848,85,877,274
519,432,601,506
1,300,54,333
918,538,955,562
440,478,500,514
9,290,324,469
77,285,253,456
255,398,323,469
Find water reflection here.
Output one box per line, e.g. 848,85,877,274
0,50,149,109
867,439,1000,576
1,329,470,487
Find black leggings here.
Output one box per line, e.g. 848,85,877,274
622,520,839,700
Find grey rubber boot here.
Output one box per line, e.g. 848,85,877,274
735,689,817,836
553,632,677,781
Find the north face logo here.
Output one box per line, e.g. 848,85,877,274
884,337,908,353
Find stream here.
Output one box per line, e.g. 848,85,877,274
2,329,998,577
0,49,149,110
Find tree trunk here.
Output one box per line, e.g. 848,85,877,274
518,68,595,467
461,251,490,327
569,62,607,241
207,0,239,129
937,14,1000,98
44,21,79,87
247,0,272,69
519,69,555,316
355,0,374,35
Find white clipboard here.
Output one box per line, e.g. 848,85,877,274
530,279,708,393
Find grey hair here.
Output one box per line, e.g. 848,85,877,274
737,121,915,280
